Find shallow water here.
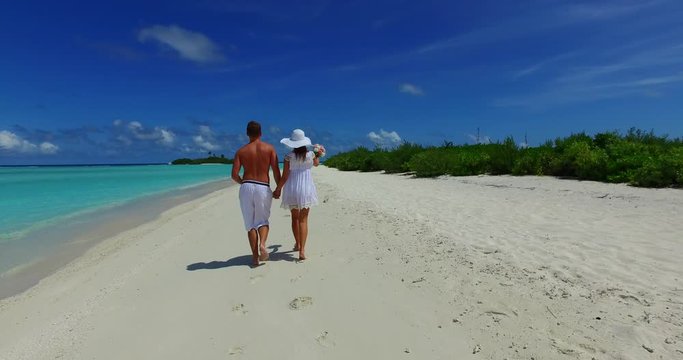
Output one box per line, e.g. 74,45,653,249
0,179,232,299
0,164,232,243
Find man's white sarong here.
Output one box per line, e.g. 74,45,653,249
238,181,272,231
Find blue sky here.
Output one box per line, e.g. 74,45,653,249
1,0,683,164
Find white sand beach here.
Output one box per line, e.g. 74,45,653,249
1,166,682,359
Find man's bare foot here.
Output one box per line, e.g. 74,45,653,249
259,246,269,261
251,256,261,268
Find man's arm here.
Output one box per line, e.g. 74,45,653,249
270,147,281,184
231,151,242,184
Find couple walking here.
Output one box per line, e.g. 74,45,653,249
231,121,320,267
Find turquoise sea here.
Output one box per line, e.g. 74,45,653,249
0,164,238,297
0,164,232,243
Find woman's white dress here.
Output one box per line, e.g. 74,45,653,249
281,151,318,210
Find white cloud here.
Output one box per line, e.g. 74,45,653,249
496,72,683,108
138,25,225,64
198,125,213,137
132,123,175,146
180,144,196,153
467,133,491,145
499,41,683,108
398,83,424,96
158,129,176,146
269,126,281,135
128,121,143,132
513,52,578,79
117,135,132,146
0,130,59,155
564,1,663,21
117,120,176,147
193,135,220,151
367,129,402,148
39,142,59,154
192,125,220,152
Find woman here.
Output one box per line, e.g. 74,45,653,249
275,129,320,260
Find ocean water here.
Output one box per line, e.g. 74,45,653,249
0,164,232,243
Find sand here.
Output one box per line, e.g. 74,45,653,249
1,166,682,359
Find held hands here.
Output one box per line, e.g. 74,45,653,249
273,188,281,199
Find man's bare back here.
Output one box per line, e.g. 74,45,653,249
233,121,282,268
232,140,281,186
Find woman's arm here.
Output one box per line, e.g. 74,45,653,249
313,156,320,167
274,159,290,198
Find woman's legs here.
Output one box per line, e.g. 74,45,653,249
298,208,310,259
290,209,301,251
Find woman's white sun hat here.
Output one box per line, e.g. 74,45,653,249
280,129,312,148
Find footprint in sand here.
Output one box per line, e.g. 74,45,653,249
289,296,313,310
232,304,248,315
315,331,336,348
249,275,264,284
228,346,244,355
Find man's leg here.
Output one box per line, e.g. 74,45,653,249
247,229,260,267
253,185,272,261
258,225,269,261
239,185,260,267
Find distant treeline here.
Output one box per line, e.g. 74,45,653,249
171,154,232,165
324,129,683,188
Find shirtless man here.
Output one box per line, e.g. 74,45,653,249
231,121,281,267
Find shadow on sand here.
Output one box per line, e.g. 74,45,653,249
186,244,297,271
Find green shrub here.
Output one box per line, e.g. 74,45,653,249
449,147,491,176
563,141,608,180
593,131,621,149
325,129,683,188
673,148,683,185
485,137,518,175
333,147,373,171
512,146,556,175
407,147,491,177
377,143,424,173
407,148,449,177
628,149,683,187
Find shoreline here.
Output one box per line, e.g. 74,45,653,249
0,179,231,300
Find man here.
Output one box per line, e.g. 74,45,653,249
232,121,281,267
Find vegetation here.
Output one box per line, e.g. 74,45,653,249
324,129,683,188
171,152,232,165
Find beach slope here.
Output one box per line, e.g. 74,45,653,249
1,166,682,359
0,168,471,359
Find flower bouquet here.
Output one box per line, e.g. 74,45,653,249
313,144,326,158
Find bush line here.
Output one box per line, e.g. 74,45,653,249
324,129,683,188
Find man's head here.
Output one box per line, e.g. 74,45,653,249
246,121,262,139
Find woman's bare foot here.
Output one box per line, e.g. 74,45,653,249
298,251,306,261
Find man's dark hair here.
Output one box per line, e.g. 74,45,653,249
246,121,261,137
